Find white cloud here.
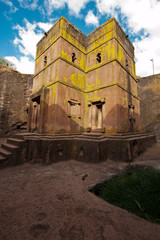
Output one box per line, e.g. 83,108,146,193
5,56,35,74
17,0,38,10
44,0,89,16
95,0,160,76
44,0,65,12
13,19,43,58
85,10,99,27
1,0,18,12
96,0,160,34
13,19,53,59
5,19,55,74
134,35,160,76
37,22,53,32
67,0,89,15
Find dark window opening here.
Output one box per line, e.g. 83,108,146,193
72,53,76,63
44,56,47,66
96,53,101,63
128,104,135,109
126,59,129,66
32,95,40,105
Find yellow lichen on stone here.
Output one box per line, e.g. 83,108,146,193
60,18,85,53
70,73,85,89
64,99,67,106
36,58,40,63
50,130,55,134
105,130,117,134
78,53,86,70
63,77,67,82
117,44,124,63
61,49,69,61
111,43,115,58
106,42,111,61
85,79,95,92
131,60,135,78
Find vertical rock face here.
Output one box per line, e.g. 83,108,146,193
138,74,160,139
0,65,33,136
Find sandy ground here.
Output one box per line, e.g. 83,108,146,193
0,142,160,240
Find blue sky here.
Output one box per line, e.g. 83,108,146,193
1,0,160,77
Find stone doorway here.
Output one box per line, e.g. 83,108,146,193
128,104,135,132
31,96,40,132
91,102,103,131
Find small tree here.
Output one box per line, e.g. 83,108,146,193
0,58,16,69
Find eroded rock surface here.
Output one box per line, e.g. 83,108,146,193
0,65,33,136
138,74,160,140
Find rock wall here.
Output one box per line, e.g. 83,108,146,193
138,74,160,139
0,65,33,136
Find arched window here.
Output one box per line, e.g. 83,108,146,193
126,59,129,66
72,53,76,63
44,56,47,66
96,53,101,63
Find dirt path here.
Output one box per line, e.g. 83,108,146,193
0,143,160,240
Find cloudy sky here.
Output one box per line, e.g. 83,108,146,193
1,0,160,77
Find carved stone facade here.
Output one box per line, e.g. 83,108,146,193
28,17,140,134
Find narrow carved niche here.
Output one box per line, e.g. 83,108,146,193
58,149,63,156
57,144,63,156
79,147,83,156
128,104,135,123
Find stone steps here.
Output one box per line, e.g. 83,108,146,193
0,135,26,169
0,142,19,168
7,138,25,146
14,133,26,140
1,143,19,153
0,148,12,157
0,154,6,161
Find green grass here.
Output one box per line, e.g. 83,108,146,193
93,168,160,224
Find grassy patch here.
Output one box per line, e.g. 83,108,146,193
92,168,160,224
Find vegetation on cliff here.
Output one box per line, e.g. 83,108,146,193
0,57,16,69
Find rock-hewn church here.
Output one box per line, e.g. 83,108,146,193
28,17,140,134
